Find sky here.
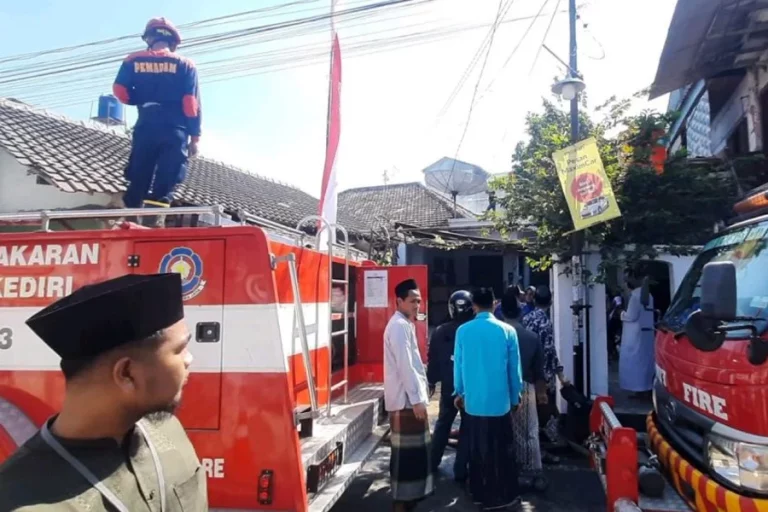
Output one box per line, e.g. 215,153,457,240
0,0,676,199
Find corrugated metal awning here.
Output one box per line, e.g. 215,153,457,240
650,0,768,99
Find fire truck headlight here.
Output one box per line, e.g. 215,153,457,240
708,436,741,487
708,434,768,493
737,443,768,492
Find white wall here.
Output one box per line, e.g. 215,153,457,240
0,149,113,213
552,252,608,410
552,261,574,413
456,192,490,214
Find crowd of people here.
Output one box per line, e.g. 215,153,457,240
0,268,655,512
384,280,568,511
382,268,658,511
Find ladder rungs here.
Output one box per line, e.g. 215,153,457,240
331,279,348,285
331,330,348,337
330,312,355,321
331,380,348,392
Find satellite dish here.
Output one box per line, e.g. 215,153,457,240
423,157,490,216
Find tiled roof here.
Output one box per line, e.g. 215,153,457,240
338,182,476,230
0,99,364,233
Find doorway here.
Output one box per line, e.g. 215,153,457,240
468,255,504,298
635,260,672,317
609,260,672,420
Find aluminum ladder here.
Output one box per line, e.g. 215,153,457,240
296,215,351,417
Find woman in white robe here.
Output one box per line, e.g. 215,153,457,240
619,281,656,396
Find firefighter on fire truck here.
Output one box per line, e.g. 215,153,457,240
112,17,202,211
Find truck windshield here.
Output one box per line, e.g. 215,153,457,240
665,219,768,338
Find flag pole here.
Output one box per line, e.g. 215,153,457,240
318,1,340,247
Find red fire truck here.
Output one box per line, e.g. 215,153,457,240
589,185,768,511
0,205,428,512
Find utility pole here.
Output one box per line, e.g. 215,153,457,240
569,0,579,143
567,0,590,398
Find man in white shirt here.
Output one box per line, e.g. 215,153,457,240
384,279,433,511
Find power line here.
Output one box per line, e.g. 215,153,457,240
443,0,509,198
7,18,445,105
0,0,322,65
436,0,516,119
477,0,552,102
0,0,429,86
577,12,606,60
529,0,561,74
8,6,560,109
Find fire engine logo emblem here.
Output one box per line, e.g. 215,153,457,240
159,247,206,301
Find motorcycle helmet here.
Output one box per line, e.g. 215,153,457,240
449,290,474,322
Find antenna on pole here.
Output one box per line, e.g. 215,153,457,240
382,166,399,186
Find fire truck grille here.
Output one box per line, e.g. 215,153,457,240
654,380,712,471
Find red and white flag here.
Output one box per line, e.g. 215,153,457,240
318,1,342,249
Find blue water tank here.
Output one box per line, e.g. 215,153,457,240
96,94,124,124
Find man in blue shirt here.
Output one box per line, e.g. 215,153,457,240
454,287,523,509
113,17,202,219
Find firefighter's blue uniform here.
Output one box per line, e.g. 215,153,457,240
113,21,201,210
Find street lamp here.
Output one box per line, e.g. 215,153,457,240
552,76,587,101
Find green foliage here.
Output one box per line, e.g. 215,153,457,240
487,97,750,279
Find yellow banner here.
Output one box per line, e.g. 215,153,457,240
552,137,622,231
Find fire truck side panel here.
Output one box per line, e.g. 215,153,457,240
271,241,333,408
133,239,226,431
656,329,768,436
0,227,311,511
355,264,429,365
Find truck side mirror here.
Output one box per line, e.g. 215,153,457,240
685,261,736,353
700,261,737,321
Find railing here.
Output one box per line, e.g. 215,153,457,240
295,215,351,417
273,252,319,416
236,209,306,238
587,396,641,512
0,205,229,230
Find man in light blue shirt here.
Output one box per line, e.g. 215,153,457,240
454,287,523,509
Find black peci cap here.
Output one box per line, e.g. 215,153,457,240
25,273,184,360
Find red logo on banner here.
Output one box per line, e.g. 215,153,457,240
571,172,604,203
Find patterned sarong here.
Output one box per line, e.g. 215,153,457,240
389,408,434,502
511,382,543,475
